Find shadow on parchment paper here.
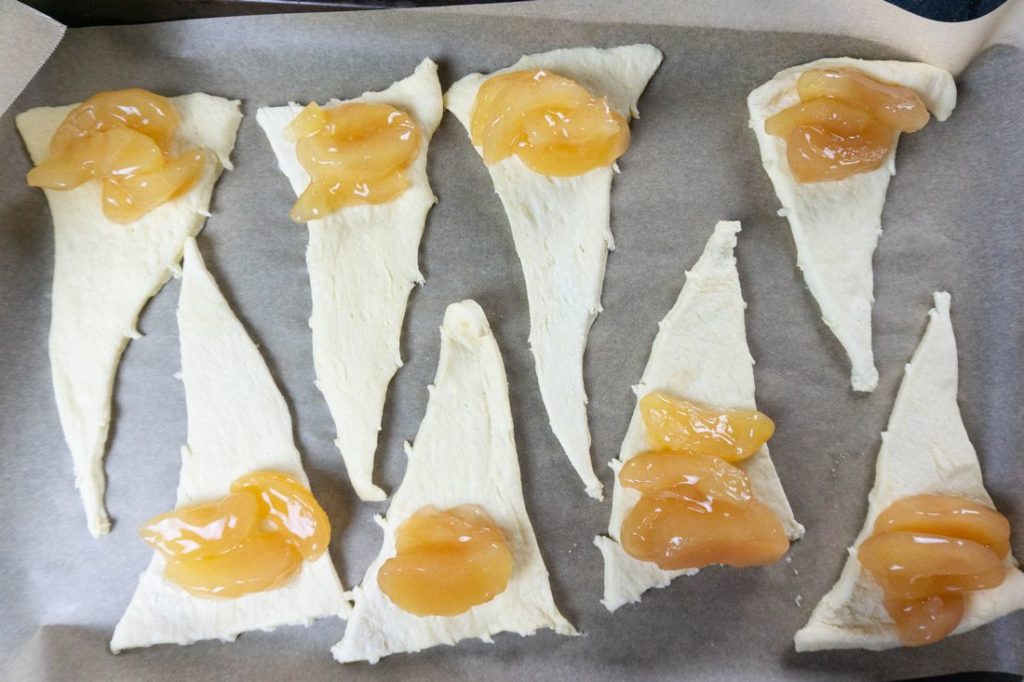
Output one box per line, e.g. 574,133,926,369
0,195,48,265
4,623,570,681
372,56,459,502
2,624,349,682
933,44,1024,545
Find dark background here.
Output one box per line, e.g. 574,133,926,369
20,0,1013,27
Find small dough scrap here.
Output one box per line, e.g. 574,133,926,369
15,94,243,536
596,221,803,612
747,58,956,393
445,45,664,500
333,300,575,664
257,59,443,502
795,292,1024,651
110,239,349,653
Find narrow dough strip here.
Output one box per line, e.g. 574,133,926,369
15,94,243,536
257,59,443,502
596,221,803,612
795,292,1024,651
333,300,575,664
110,238,349,652
747,58,956,393
445,45,663,500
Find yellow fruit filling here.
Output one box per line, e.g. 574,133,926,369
378,505,514,617
765,68,929,183
284,101,422,222
619,391,788,570
138,470,330,599
470,69,630,177
26,88,207,223
639,390,775,462
858,494,1011,646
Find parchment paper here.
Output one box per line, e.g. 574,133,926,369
0,0,64,117
0,3,1022,680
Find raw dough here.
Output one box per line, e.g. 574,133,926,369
333,300,575,663
110,238,349,652
257,59,442,502
15,94,243,536
595,221,803,612
445,45,663,499
795,292,1024,651
747,58,956,393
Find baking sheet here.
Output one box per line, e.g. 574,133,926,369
0,0,64,117
1,4,1022,680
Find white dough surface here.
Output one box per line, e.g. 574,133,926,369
795,292,1024,651
257,59,443,502
596,221,803,611
109,239,349,653
747,58,956,393
15,94,243,536
333,300,574,664
445,45,663,499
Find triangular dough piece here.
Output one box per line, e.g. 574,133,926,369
747,59,956,393
257,59,442,502
15,95,243,536
333,300,575,663
795,292,1024,651
595,221,803,612
445,45,663,499
110,239,349,652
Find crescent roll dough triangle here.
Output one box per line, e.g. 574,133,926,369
333,300,575,664
445,45,663,500
795,292,1024,651
747,59,956,393
110,239,349,652
15,94,243,536
596,221,803,612
257,59,443,502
